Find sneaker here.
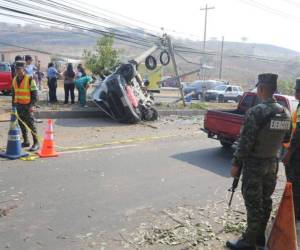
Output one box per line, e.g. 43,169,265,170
29,142,40,152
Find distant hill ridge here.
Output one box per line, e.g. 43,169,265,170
1,22,300,84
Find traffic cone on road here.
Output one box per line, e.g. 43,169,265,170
37,119,58,158
0,107,29,160
267,182,298,250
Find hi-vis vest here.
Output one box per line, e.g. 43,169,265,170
13,75,36,104
282,107,299,149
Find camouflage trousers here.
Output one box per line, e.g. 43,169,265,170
286,151,300,219
16,104,38,143
242,157,278,244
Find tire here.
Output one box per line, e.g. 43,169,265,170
145,55,157,70
159,50,170,66
2,90,11,96
217,95,224,103
220,140,233,148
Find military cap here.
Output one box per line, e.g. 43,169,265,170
15,61,26,69
14,55,23,62
295,78,300,91
256,73,278,87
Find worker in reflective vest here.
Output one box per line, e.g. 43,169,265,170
283,78,300,221
11,61,39,152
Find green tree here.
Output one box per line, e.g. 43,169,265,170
278,79,294,95
83,35,119,77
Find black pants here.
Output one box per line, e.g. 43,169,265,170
48,78,57,103
64,84,75,103
16,104,38,143
286,153,300,219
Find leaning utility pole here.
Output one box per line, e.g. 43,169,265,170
219,36,224,79
200,4,215,85
165,34,186,106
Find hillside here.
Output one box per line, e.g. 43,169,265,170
1,22,300,88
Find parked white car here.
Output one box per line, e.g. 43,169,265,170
204,85,244,103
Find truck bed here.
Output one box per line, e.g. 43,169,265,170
204,109,245,142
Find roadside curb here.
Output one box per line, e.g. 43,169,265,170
158,109,206,117
34,109,206,119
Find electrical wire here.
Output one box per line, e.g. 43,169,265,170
0,0,158,47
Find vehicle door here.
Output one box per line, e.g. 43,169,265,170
224,86,233,99
232,87,239,98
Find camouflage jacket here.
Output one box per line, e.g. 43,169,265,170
232,97,290,167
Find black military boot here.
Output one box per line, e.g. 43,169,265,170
256,234,266,249
226,239,256,250
29,136,40,152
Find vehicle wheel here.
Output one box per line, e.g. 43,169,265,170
217,95,224,103
2,90,11,96
220,140,233,148
236,95,242,103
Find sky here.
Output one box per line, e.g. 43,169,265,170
86,0,300,52
1,0,300,52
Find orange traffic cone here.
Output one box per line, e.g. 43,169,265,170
37,119,58,158
267,182,298,250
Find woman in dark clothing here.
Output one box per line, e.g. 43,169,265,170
47,62,59,103
63,63,76,104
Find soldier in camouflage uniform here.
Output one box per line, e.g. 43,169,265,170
11,61,40,152
226,73,291,250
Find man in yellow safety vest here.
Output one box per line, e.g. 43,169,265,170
283,79,300,221
11,61,39,151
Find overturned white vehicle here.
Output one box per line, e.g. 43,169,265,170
91,63,158,124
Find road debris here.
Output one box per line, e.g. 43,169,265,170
120,178,285,249
0,205,17,217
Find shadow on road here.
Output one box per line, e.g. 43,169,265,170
54,117,129,128
172,146,234,177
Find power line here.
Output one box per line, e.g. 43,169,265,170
237,0,300,23
0,0,158,47
174,46,289,65
0,10,151,50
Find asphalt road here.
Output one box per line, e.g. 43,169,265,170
0,127,236,250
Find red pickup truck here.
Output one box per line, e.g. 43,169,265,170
0,62,12,95
203,92,298,148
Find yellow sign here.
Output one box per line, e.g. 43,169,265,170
138,63,162,92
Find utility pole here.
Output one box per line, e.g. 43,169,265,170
200,4,215,53
219,36,224,79
166,34,186,106
200,4,214,100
